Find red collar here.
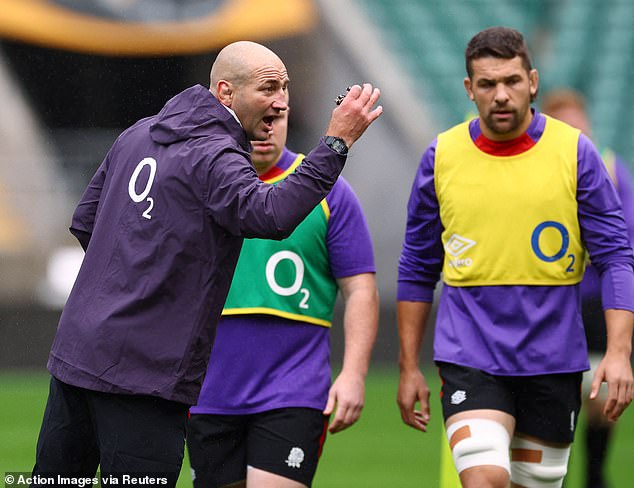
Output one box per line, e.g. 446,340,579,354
258,165,285,181
474,132,536,156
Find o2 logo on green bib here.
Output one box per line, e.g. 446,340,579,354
265,251,310,308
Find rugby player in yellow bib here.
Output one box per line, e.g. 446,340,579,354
397,27,634,488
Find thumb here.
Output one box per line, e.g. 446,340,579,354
323,389,336,415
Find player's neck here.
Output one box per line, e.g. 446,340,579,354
473,109,539,157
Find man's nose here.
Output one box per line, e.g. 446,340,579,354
272,90,288,111
494,83,509,104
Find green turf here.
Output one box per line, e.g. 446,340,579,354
1,368,633,487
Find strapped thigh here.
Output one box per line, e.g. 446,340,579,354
510,436,571,488
446,418,511,474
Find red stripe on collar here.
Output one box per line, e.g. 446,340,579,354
474,132,536,156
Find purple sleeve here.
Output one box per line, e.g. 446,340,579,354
206,140,345,239
69,150,113,250
397,140,444,302
615,159,634,247
324,177,375,278
577,135,634,311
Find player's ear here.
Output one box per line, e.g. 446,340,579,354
464,77,475,101
528,69,539,98
217,80,234,107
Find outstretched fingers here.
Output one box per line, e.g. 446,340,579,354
368,91,383,121
342,84,381,110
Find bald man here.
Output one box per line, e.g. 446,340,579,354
31,41,382,486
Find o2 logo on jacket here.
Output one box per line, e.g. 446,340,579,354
531,221,576,272
128,157,157,219
265,251,310,309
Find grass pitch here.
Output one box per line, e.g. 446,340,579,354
1,368,633,487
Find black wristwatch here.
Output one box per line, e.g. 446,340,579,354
324,136,348,155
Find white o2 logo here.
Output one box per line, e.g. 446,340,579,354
265,250,310,309
128,157,156,219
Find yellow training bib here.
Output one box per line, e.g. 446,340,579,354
435,115,586,286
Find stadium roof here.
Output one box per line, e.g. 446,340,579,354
0,0,317,56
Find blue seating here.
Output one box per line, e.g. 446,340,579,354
356,0,634,165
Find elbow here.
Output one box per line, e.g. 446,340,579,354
263,213,303,240
70,227,91,251
274,223,295,240
241,221,293,240
262,227,293,241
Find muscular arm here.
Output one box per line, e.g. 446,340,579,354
578,136,634,421
324,272,378,433
396,300,433,432
396,142,442,432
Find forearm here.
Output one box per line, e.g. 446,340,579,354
605,309,634,357
272,141,346,234
339,274,379,378
397,300,432,372
213,143,345,239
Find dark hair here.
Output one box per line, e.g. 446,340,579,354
465,27,533,78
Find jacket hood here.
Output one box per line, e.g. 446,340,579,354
149,84,250,150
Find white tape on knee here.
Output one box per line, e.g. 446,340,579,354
510,436,570,488
446,419,511,474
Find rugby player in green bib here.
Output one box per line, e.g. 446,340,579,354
188,100,378,488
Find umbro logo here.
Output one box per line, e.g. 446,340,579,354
445,234,476,257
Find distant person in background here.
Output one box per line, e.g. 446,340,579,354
187,100,379,488
396,26,634,488
30,40,382,486
542,88,634,488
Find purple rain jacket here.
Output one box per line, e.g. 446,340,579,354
47,85,347,404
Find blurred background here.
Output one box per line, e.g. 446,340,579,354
1,0,632,368
0,0,633,485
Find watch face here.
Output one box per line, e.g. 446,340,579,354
326,136,348,155
332,139,345,152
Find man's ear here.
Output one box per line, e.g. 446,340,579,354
528,69,539,98
464,77,474,101
216,80,234,107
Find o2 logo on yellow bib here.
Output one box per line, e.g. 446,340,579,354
531,221,576,272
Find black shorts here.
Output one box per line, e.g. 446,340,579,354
32,376,189,487
187,408,328,488
437,362,582,444
582,296,608,353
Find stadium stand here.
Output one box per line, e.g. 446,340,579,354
355,0,634,165
0,0,320,308
0,52,74,303
546,0,634,163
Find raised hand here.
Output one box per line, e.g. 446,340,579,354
325,83,383,149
